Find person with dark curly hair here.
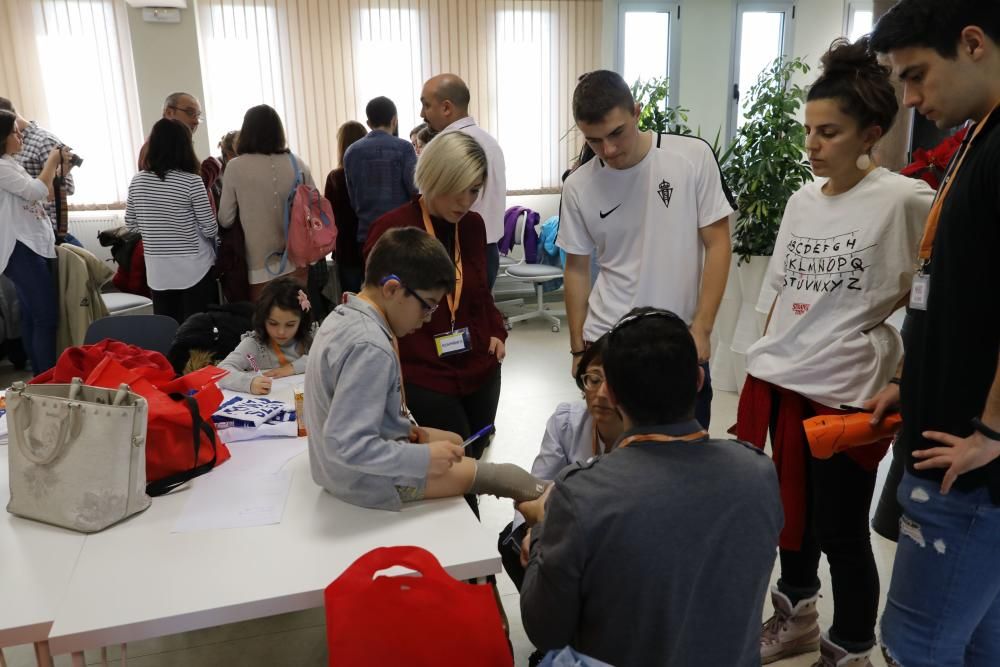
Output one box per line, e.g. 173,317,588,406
735,37,935,666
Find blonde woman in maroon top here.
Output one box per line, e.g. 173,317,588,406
363,131,506,460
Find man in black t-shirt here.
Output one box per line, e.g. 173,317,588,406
871,2,1000,665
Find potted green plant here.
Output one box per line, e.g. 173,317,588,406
718,56,812,391
630,77,693,136
722,56,813,263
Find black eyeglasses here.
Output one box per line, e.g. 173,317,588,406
381,274,439,316
169,106,205,121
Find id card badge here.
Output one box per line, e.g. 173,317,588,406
909,273,930,311
434,327,471,357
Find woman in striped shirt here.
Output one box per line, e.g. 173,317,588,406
125,119,218,324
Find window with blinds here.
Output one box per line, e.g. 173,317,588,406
195,0,603,192
0,0,143,207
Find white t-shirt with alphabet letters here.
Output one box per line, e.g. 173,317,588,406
746,168,933,408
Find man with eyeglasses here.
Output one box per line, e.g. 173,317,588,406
138,92,204,171
517,307,782,666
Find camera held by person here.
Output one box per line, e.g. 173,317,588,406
59,144,83,168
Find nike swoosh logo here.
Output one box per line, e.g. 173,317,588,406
599,203,622,219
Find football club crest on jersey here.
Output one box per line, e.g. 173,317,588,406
658,179,673,208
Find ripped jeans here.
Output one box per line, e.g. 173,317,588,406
881,471,1000,667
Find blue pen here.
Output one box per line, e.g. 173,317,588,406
462,424,496,449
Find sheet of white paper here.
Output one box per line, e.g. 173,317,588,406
172,470,293,533
269,378,299,406
221,374,300,409
220,438,307,475
218,421,299,443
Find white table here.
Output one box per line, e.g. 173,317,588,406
45,445,501,659
0,447,87,666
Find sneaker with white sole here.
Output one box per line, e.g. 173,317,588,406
810,632,874,667
761,586,821,664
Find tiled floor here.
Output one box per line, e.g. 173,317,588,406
3,308,895,666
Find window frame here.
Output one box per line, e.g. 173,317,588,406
617,2,681,106
22,0,144,208
726,1,796,144
844,0,875,41
353,5,422,139
195,0,602,193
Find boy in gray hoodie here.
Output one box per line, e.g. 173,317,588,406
305,227,545,510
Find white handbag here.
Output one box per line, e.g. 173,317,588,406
6,377,152,532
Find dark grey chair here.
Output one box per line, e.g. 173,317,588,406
84,314,179,356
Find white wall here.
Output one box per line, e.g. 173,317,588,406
125,7,210,158
677,0,735,143
601,0,619,69
789,0,853,93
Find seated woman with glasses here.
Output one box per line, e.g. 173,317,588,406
362,131,507,462
497,333,624,590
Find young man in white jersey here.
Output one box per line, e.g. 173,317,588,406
558,70,735,427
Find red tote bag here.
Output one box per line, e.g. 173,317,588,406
30,339,176,386
324,546,512,667
85,357,231,496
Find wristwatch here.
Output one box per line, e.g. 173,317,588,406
971,417,1000,442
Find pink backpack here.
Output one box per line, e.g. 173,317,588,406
268,154,336,274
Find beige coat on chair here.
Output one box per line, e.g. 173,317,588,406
56,244,113,353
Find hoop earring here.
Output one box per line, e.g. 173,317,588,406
856,153,873,171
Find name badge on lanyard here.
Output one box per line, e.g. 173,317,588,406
909,109,996,312
419,197,468,357
909,273,930,311
434,327,471,356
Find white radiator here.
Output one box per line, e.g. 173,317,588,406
67,210,126,265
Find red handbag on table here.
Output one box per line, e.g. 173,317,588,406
32,341,230,496
30,338,175,386
324,546,512,667
84,357,230,496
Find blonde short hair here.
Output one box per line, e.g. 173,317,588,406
414,131,487,200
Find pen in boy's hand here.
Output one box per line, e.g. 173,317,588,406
461,424,496,449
